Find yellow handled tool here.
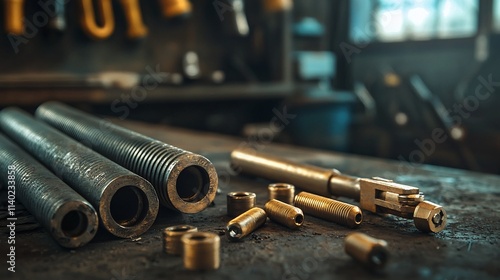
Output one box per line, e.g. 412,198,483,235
120,0,148,39
79,0,115,40
4,0,25,35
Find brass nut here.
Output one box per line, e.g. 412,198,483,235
226,207,267,241
227,192,256,217
294,191,362,228
162,225,198,255
264,199,304,229
344,233,389,269
181,232,220,270
268,183,295,205
413,201,447,233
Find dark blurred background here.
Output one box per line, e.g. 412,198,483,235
1,0,499,173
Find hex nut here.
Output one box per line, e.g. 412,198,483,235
413,201,447,233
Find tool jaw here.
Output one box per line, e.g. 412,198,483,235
359,177,446,233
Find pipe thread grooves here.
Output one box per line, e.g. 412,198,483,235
226,207,267,241
0,108,158,238
264,199,303,229
0,133,98,248
36,101,217,213
294,192,362,228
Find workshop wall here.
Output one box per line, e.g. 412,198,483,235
346,2,500,173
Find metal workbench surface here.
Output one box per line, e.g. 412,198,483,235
1,120,499,280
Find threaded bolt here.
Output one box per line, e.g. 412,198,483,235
294,191,362,228
0,108,159,238
264,199,303,229
163,225,198,255
0,133,98,248
268,183,295,205
181,232,220,270
36,101,218,214
344,233,389,269
227,192,256,217
226,207,267,241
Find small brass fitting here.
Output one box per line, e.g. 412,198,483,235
162,225,197,255
268,183,295,205
159,0,192,19
264,199,303,229
413,201,447,233
4,0,25,35
227,191,256,217
344,233,389,269
294,192,362,228
181,232,220,270
226,207,267,241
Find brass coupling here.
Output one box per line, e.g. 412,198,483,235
226,192,256,218
294,192,362,228
226,207,267,241
181,232,220,270
268,183,295,205
264,199,303,229
344,233,389,270
163,225,198,255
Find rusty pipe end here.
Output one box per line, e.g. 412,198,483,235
52,200,98,248
100,175,159,238
164,154,218,214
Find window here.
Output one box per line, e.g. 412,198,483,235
495,0,500,31
350,0,478,43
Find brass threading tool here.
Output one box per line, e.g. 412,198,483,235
231,148,447,233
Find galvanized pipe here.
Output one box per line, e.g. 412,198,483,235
0,108,159,238
0,133,98,248
36,101,218,214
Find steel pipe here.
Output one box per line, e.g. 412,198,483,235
0,133,98,248
0,108,159,238
36,101,218,214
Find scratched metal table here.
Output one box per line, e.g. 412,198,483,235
1,120,499,280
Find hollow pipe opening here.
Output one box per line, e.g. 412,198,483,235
110,186,148,227
61,210,89,238
176,165,210,202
